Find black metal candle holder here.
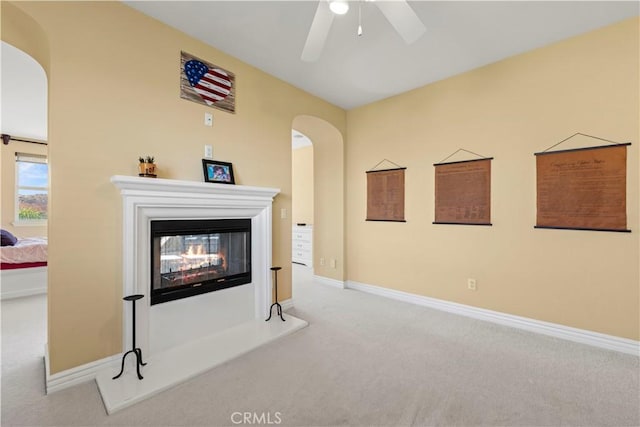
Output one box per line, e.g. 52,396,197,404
113,294,147,380
265,266,285,322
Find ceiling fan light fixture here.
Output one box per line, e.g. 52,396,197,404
329,0,349,15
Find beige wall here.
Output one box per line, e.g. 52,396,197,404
3,1,345,373
1,141,48,237
292,145,314,225
346,17,639,340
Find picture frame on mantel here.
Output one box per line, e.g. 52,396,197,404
202,159,235,185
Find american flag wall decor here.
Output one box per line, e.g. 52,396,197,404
180,51,236,114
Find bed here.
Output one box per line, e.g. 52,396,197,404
1,233,47,300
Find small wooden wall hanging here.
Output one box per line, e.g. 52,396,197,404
433,149,492,226
535,133,631,232
180,51,236,114
366,159,406,222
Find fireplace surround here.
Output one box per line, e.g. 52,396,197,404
99,176,307,414
109,175,279,355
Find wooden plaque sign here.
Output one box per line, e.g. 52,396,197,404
535,144,630,232
180,51,236,114
433,158,492,225
366,168,406,222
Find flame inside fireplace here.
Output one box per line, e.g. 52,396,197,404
158,236,229,288
179,244,226,271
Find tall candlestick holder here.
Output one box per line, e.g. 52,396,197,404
113,294,147,380
265,266,285,322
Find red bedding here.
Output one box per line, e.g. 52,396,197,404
1,262,47,270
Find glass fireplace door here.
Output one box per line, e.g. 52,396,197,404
151,219,251,305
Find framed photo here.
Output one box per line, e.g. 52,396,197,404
202,159,235,185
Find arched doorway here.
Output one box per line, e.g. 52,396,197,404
291,129,314,269
1,3,51,399
292,115,344,284
1,41,48,236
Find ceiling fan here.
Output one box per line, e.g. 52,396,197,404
301,0,426,62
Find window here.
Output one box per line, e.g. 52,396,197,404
15,153,48,223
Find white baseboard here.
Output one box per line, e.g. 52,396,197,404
45,343,121,394
313,275,345,289
346,280,640,356
279,298,294,311
1,267,47,300
2,287,47,300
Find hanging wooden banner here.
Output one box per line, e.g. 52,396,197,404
433,158,492,225
366,168,406,222
535,144,630,232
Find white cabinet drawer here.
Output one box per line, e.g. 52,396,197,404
292,249,311,260
292,240,311,252
293,232,311,243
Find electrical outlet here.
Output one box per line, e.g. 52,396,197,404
330,259,336,269
320,257,325,266
204,145,213,159
468,278,477,291
280,208,287,219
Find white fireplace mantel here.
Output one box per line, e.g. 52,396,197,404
111,174,281,199
96,176,307,414
110,175,281,353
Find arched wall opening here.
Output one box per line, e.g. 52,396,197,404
291,130,314,270
1,41,49,237
0,0,51,370
292,115,344,282
0,4,50,249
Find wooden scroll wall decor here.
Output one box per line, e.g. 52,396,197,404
433,158,492,226
535,135,631,232
366,160,406,222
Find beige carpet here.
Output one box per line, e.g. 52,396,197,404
2,265,639,426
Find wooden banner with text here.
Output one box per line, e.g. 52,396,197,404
535,144,630,232
433,158,492,225
366,168,406,222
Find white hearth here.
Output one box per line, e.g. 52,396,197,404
95,176,307,414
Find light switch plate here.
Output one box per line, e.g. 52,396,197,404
204,145,213,159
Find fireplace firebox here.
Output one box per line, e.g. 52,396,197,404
150,219,251,305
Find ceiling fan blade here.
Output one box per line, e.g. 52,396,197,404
375,0,426,45
301,0,335,62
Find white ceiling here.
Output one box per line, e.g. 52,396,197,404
292,129,313,149
124,1,638,110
